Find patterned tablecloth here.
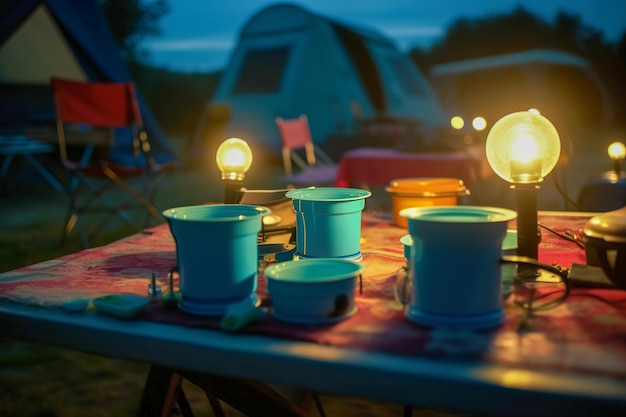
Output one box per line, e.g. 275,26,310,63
1,211,626,380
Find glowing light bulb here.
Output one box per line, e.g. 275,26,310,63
472,116,487,131
216,138,253,181
450,116,464,130
608,141,625,161
486,111,560,184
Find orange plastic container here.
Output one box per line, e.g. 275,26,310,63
386,178,469,227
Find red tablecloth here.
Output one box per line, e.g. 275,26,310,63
2,212,626,379
334,148,485,189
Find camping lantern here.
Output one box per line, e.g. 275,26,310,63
486,110,560,268
216,138,253,204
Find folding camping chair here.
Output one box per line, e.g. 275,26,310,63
275,115,338,187
52,77,177,248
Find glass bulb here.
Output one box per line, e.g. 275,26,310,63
608,141,625,161
486,111,561,184
215,138,253,181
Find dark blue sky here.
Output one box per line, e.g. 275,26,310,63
143,0,626,72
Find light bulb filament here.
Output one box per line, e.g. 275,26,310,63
508,132,543,183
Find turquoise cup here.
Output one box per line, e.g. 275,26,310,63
400,206,517,330
399,229,518,303
286,187,371,259
163,204,269,316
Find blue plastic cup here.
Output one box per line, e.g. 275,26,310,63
398,229,518,305
400,206,517,330
163,204,269,316
286,187,371,259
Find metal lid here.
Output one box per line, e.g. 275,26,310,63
583,209,626,244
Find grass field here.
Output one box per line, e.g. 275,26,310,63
0,134,617,416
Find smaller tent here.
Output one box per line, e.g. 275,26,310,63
0,0,177,164
194,3,448,156
429,49,613,135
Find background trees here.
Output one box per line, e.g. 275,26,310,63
409,6,626,129
98,0,169,64
98,3,626,142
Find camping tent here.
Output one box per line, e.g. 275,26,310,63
0,0,177,164
194,3,448,156
429,49,614,135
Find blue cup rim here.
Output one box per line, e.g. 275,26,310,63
400,205,517,223
286,187,371,202
264,259,364,283
163,204,270,222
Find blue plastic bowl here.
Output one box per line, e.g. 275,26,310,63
265,258,364,324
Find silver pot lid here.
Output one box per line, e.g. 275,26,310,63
583,207,626,244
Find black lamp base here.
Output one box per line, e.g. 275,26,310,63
223,180,243,204
514,183,540,259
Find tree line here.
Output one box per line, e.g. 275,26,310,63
409,6,626,128
100,1,626,140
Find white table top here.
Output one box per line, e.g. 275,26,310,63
1,212,626,416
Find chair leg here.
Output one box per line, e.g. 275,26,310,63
142,171,167,228
102,164,162,220
61,176,89,248
61,170,166,248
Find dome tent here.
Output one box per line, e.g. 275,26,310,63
193,3,447,157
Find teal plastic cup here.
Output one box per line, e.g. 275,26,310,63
163,204,269,316
399,229,518,304
400,206,517,330
286,187,371,259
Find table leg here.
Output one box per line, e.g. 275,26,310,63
135,365,185,417
137,365,312,417
178,369,311,417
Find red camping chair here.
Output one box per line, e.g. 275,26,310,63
52,77,177,248
275,115,338,187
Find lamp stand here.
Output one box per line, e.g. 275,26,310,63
223,180,243,204
513,183,542,279
513,183,539,259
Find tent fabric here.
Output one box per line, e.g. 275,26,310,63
0,0,177,165
198,3,447,153
428,49,613,131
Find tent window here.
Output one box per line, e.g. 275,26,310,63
232,46,291,94
386,56,426,97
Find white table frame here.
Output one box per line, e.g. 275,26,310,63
1,300,625,416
